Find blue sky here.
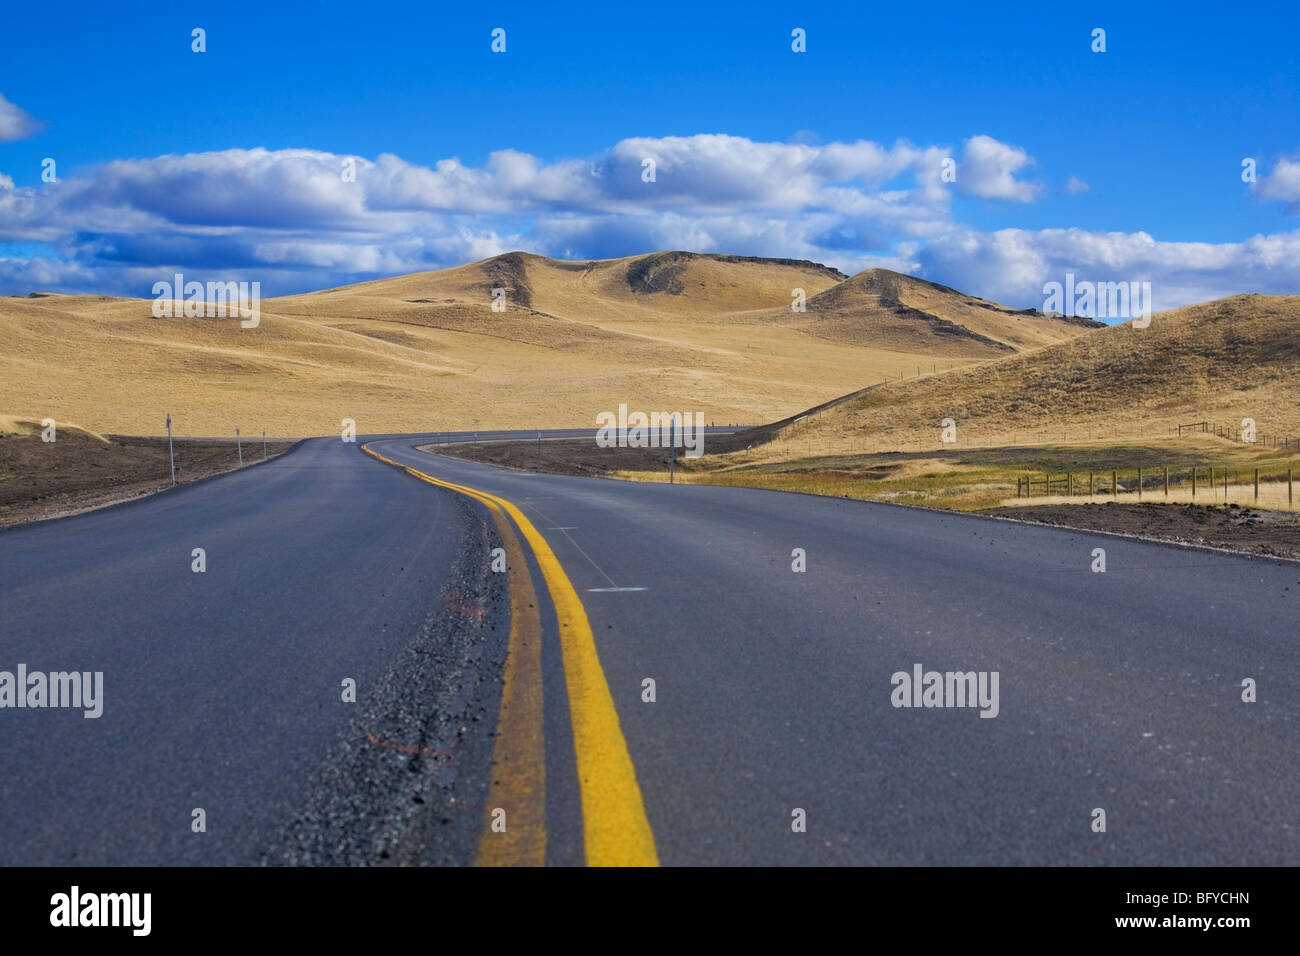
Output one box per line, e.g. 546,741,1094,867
2,0,1298,311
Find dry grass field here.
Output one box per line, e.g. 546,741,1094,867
0,417,294,526
608,291,1300,546
0,251,1093,437
703,293,1300,468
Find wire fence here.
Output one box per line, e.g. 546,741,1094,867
1016,464,1298,509
1177,420,1299,450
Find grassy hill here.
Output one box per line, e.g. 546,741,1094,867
0,251,1095,437
726,293,1300,463
776,268,1100,358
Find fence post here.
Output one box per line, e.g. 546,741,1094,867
1112,470,1118,498
236,427,242,466
1137,467,1142,500
1290,469,1294,506
167,413,175,485
1255,468,1259,501
1068,473,1073,496
1192,467,1197,498
1089,472,1094,496
669,414,677,484
1164,466,1169,496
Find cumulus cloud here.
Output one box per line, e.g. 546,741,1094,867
1066,176,1090,194
916,227,1300,316
955,135,1040,202
0,134,1297,311
0,136,973,294
1256,156,1300,212
0,94,42,142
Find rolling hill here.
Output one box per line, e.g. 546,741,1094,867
780,268,1100,357
0,251,1096,436
727,292,1300,463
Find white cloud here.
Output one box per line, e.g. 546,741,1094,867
917,227,1300,315
0,135,1297,311
0,136,976,293
1066,176,1090,194
955,135,1040,202
1257,156,1300,212
0,93,42,142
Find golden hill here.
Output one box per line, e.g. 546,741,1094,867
0,251,1094,437
732,293,1300,463
780,269,1100,357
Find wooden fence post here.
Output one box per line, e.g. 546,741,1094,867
1068,473,1073,496
1164,466,1169,496
1137,467,1142,500
1255,468,1260,501
1192,467,1197,498
1112,470,1118,498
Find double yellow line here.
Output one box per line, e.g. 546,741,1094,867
362,443,658,866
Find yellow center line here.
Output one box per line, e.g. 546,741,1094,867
362,442,659,867
472,496,547,866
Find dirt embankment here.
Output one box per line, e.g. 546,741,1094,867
986,502,1300,562
0,423,297,526
423,436,686,478
432,434,1300,562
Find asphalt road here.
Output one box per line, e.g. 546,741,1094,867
373,435,1299,866
1,431,1295,865
0,436,503,865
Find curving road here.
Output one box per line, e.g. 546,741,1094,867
1,431,1296,865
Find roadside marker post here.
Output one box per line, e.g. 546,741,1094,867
236,427,242,466
166,412,175,485
669,414,677,485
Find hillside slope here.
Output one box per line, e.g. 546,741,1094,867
779,269,1100,357
735,293,1300,460
0,252,1092,436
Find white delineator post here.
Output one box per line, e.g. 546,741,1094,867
670,414,677,485
167,412,175,485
